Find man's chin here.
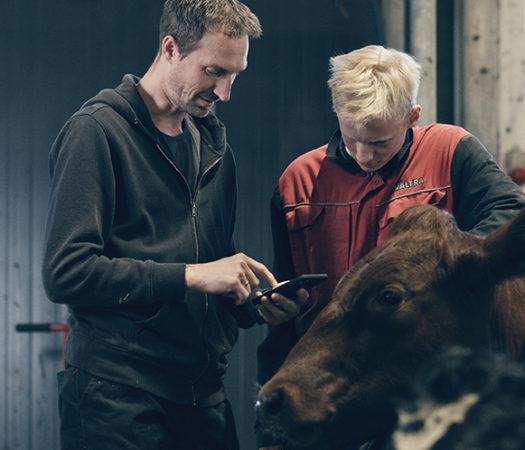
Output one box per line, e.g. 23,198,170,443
187,105,212,118
193,109,211,118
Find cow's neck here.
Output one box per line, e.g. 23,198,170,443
490,279,525,360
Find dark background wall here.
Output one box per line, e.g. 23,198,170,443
0,1,381,448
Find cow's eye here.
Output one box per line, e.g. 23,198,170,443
380,289,403,306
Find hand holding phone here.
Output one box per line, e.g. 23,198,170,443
252,273,328,304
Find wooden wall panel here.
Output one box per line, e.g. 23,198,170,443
410,0,438,126
383,0,407,51
6,98,34,449
462,0,525,168
462,0,500,160
499,0,525,172
1,32,9,442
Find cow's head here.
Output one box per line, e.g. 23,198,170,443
256,204,525,446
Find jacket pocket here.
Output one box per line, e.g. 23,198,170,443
284,202,351,295
284,204,325,231
127,299,207,368
377,189,448,243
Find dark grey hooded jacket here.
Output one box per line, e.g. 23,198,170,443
43,74,259,406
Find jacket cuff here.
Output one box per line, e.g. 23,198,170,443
151,261,187,303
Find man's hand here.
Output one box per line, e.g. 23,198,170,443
185,253,277,304
256,288,309,325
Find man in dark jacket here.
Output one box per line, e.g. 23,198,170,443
42,1,306,449
256,45,525,450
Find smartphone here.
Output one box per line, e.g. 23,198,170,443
252,273,328,304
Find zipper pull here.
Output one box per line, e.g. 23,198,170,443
192,201,197,217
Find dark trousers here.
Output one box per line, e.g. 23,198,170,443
57,366,240,450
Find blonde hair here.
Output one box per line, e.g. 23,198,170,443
328,45,422,123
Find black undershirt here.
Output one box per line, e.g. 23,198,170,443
156,123,198,194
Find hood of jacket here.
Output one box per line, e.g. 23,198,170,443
81,74,229,159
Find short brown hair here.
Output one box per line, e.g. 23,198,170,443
159,0,262,57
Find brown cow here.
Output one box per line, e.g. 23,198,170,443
255,204,525,448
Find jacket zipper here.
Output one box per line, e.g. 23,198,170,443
156,142,223,406
189,152,223,406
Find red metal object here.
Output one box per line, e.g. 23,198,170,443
15,323,70,369
510,167,525,186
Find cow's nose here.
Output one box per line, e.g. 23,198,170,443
256,388,285,419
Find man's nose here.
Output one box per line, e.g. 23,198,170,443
213,75,235,102
355,143,374,164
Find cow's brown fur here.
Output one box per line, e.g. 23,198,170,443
256,205,525,447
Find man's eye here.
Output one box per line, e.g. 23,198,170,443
205,68,222,76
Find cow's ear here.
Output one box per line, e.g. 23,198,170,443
483,209,525,280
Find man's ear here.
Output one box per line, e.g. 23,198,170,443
161,35,181,62
407,105,421,127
